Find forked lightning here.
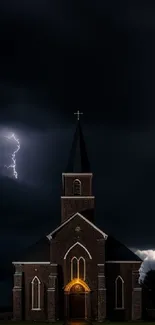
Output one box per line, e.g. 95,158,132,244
5,133,20,179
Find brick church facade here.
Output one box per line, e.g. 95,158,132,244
12,119,142,322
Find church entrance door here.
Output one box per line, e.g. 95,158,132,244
69,292,85,319
69,283,85,319
64,279,91,320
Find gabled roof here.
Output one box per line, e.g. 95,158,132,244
66,120,90,173
105,235,142,262
13,236,50,263
47,212,108,240
79,208,94,223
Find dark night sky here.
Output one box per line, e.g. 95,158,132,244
0,0,155,305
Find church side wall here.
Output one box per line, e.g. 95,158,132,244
23,264,51,321
105,262,141,321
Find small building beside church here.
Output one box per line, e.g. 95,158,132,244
12,118,142,322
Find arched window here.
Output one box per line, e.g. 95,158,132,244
71,257,78,280
78,257,86,280
115,276,124,309
31,276,41,310
73,179,81,196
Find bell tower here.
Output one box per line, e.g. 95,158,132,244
61,110,95,223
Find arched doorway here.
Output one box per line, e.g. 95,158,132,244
69,283,85,319
64,278,91,320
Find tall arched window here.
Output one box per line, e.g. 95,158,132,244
73,179,81,196
71,257,78,280
31,276,41,310
78,257,86,280
115,276,124,309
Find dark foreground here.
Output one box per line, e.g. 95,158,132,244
0,320,154,325
0,321,154,325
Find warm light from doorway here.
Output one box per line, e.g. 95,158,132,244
64,278,90,292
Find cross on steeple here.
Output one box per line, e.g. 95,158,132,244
66,110,90,173
74,109,83,121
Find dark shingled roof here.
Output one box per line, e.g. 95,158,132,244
80,208,94,223
15,236,50,262
13,224,141,263
66,120,90,173
105,235,142,262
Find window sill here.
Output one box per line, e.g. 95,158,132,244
114,308,125,310
31,308,41,311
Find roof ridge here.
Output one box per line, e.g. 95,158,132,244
47,211,108,240
105,235,142,261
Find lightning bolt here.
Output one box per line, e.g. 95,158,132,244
5,133,20,179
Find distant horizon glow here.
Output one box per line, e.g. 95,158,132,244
4,133,20,179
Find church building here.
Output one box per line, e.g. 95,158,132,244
12,115,142,322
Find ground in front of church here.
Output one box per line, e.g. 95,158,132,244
0,320,155,325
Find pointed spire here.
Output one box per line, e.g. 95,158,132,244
66,114,91,173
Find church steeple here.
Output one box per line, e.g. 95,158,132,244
61,111,95,223
66,114,90,173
